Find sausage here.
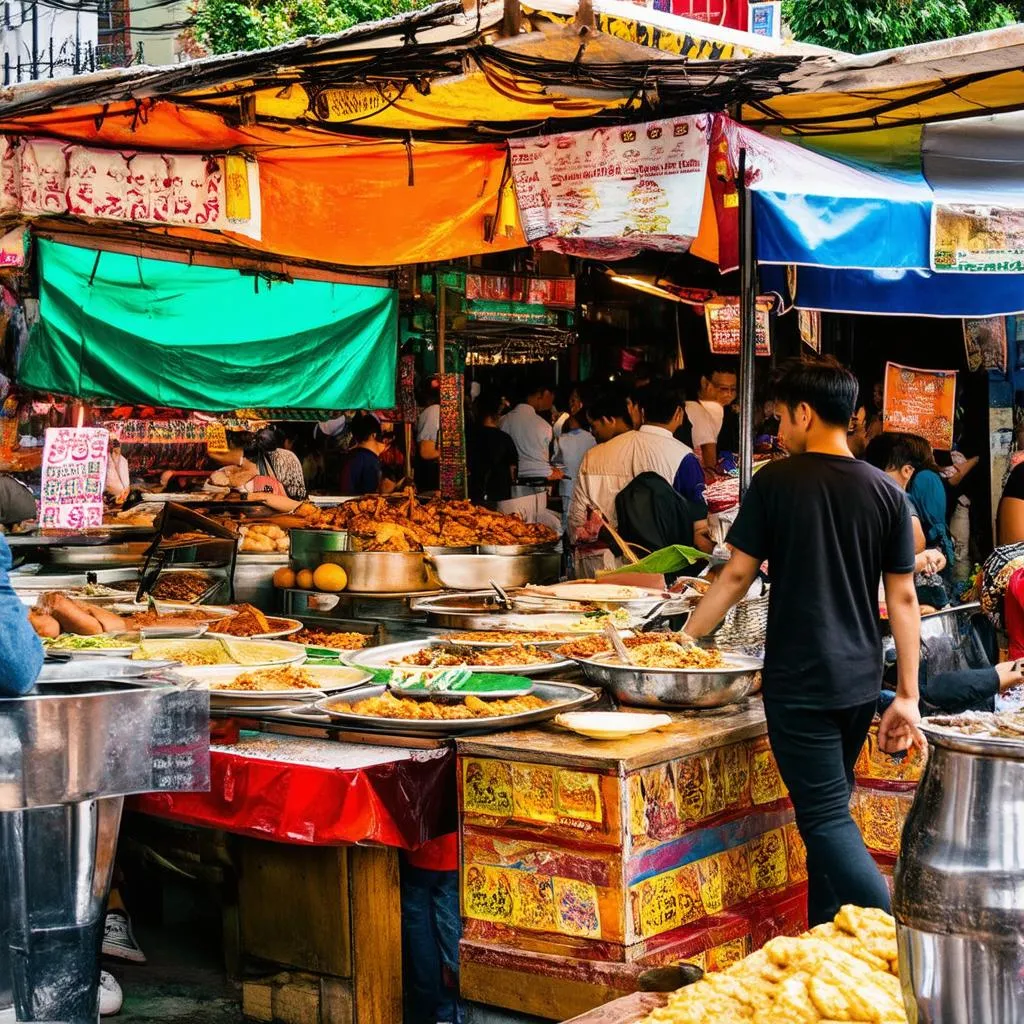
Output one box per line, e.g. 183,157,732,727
48,595,103,636
84,604,125,634
28,612,60,639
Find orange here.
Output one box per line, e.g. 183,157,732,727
272,567,296,589
313,563,348,593
296,569,315,590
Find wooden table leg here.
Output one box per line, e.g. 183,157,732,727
350,845,403,1024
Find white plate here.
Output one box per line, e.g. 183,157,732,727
343,639,573,678
131,638,307,668
522,583,668,606
181,664,371,698
554,711,672,740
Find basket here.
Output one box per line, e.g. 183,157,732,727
711,591,769,656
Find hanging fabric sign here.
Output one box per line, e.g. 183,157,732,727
963,317,1007,374
704,297,772,356
932,203,1024,273
508,115,712,259
0,227,25,267
798,309,821,353
1,137,261,238
39,427,109,530
882,363,957,451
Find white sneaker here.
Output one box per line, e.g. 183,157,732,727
103,912,147,964
99,971,123,1017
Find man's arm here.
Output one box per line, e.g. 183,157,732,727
879,571,924,753
418,439,440,462
685,549,761,638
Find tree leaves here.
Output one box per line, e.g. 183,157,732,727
783,0,1016,54
192,0,432,54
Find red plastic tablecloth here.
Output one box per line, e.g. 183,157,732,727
129,733,456,849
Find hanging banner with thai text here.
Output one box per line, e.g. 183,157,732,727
931,203,1024,273
963,317,1007,373
508,116,712,259
704,297,772,356
882,363,957,451
1,137,260,239
40,427,109,530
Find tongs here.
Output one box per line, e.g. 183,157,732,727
603,620,635,665
489,579,512,611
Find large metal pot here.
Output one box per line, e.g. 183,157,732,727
323,551,437,594
234,553,289,608
289,528,349,569
571,653,762,709
425,553,560,591
894,720,1024,1022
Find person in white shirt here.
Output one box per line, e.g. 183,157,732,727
414,378,441,493
498,377,563,530
684,360,737,470
104,439,132,504
555,407,596,533
569,383,711,565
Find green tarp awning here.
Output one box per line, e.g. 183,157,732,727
20,240,397,412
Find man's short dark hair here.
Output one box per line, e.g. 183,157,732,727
635,382,683,426
350,412,383,444
703,358,738,382
524,373,555,399
863,432,924,473
475,390,504,422
586,386,630,425
771,356,858,429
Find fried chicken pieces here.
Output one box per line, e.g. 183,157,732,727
310,497,557,552
643,906,905,1024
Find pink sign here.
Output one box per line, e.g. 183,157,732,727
39,427,109,530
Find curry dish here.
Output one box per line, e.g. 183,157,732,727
642,905,905,1024
397,644,555,668
294,629,371,650
558,632,692,660
308,495,557,552
443,630,575,645
332,691,549,720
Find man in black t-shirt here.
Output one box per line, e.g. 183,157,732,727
468,391,519,506
686,357,923,926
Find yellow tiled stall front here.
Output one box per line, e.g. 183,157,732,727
456,708,924,1021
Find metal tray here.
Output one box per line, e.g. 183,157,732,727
343,639,574,677
311,680,597,736
571,652,763,709
426,553,560,592
478,542,558,556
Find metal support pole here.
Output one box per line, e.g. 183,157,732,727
738,147,757,500
30,0,38,79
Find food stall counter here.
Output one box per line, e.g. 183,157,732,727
454,699,809,1021
130,728,456,1024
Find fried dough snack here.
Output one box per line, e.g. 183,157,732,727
641,906,905,1024
310,497,558,552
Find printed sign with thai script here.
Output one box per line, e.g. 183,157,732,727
0,136,260,239
798,309,821,353
882,363,957,451
963,316,1007,373
0,226,25,267
39,427,109,530
465,274,576,308
931,203,1024,272
704,297,772,356
508,116,712,258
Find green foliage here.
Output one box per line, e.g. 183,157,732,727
192,0,431,54
782,0,1017,54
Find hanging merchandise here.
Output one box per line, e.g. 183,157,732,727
882,363,957,452
962,317,1008,374
438,373,467,501
398,355,418,424
508,116,712,259
798,309,821,353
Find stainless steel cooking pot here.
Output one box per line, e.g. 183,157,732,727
323,551,437,594
425,552,561,591
894,719,1024,1022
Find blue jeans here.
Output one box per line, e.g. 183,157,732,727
400,861,463,1024
763,698,891,927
